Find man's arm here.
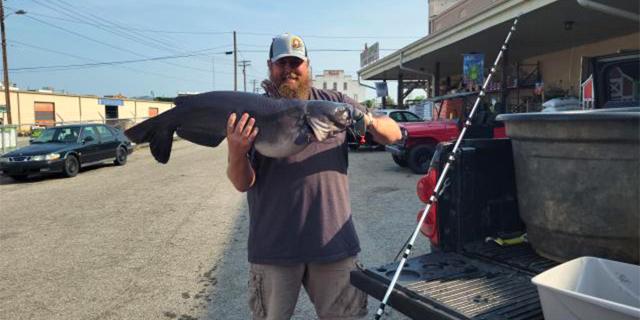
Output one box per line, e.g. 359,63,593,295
226,113,258,192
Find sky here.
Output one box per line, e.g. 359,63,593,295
5,0,428,100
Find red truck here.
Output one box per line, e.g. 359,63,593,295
387,92,506,173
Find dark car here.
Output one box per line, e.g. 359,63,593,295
0,124,133,180
347,109,423,150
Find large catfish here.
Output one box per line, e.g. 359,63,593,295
124,91,364,163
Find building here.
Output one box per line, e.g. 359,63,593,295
313,70,367,103
359,0,639,110
0,88,174,134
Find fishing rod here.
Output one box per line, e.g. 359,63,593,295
374,15,521,320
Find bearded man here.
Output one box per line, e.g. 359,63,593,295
225,33,401,320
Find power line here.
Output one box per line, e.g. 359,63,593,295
28,0,215,73
12,6,420,40
8,42,235,72
238,31,421,40
7,40,234,89
51,0,210,63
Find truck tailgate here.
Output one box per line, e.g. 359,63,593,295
351,248,552,320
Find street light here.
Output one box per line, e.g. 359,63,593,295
0,0,26,125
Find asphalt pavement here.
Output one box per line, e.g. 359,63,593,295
0,140,429,320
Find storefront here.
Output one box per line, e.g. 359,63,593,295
359,0,639,112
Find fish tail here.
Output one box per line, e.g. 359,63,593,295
125,117,176,164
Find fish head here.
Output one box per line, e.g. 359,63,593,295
304,100,353,141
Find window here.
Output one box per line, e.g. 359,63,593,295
402,112,423,122
97,125,115,141
105,105,119,119
333,82,337,91
389,112,404,122
323,82,327,90
354,94,358,101
343,82,348,90
80,126,99,143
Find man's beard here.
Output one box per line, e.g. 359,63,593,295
271,73,311,100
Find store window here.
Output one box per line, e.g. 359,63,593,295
595,55,639,108
333,82,337,90
323,82,327,90
344,82,348,90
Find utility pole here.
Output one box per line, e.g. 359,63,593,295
233,31,237,91
211,56,215,90
0,0,11,124
238,60,251,92
251,79,259,93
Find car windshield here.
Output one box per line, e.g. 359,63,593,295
403,112,423,122
32,127,81,144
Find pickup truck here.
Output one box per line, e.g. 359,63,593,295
386,93,506,174
352,138,558,320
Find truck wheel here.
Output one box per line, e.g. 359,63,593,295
392,155,408,167
408,145,434,174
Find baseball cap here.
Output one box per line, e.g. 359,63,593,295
269,33,308,62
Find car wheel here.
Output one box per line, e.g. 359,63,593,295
8,174,28,181
63,155,80,177
408,145,435,174
114,146,127,165
392,154,408,167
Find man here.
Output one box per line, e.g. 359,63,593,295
226,33,401,320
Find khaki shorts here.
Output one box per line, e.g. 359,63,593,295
248,256,368,320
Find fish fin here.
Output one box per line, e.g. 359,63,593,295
176,127,226,147
149,129,174,164
125,118,175,164
124,117,156,143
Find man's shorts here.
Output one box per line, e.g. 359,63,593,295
248,256,368,320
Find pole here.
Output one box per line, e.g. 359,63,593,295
374,15,521,320
238,60,251,92
1,0,12,124
233,31,237,91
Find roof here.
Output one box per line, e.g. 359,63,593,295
359,0,640,80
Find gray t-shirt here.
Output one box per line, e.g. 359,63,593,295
247,87,365,265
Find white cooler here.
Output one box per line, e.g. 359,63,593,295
531,256,640,320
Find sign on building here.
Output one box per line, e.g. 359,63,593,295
98,98,124,106
375,82,388,98
360,42,380,67
581,75,594,109
463,53,485,89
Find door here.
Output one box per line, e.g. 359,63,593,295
78,126,101,163
148,107,159,117
34,102,55,127
96,125,119,160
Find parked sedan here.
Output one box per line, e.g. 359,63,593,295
0,124,133,180
347,109,423,150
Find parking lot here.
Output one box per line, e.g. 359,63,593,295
0,140,428,319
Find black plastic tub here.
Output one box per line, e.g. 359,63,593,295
496,107,640,264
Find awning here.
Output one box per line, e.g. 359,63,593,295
359,0,639,81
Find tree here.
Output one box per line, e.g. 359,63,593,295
154,97,175,102
384,96,396,106
362,99,376,108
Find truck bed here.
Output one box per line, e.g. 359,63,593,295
351,241,556,320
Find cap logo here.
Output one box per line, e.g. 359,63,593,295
291,37,303,50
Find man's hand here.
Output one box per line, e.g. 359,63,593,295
353,111,375,136
226,113,259,160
